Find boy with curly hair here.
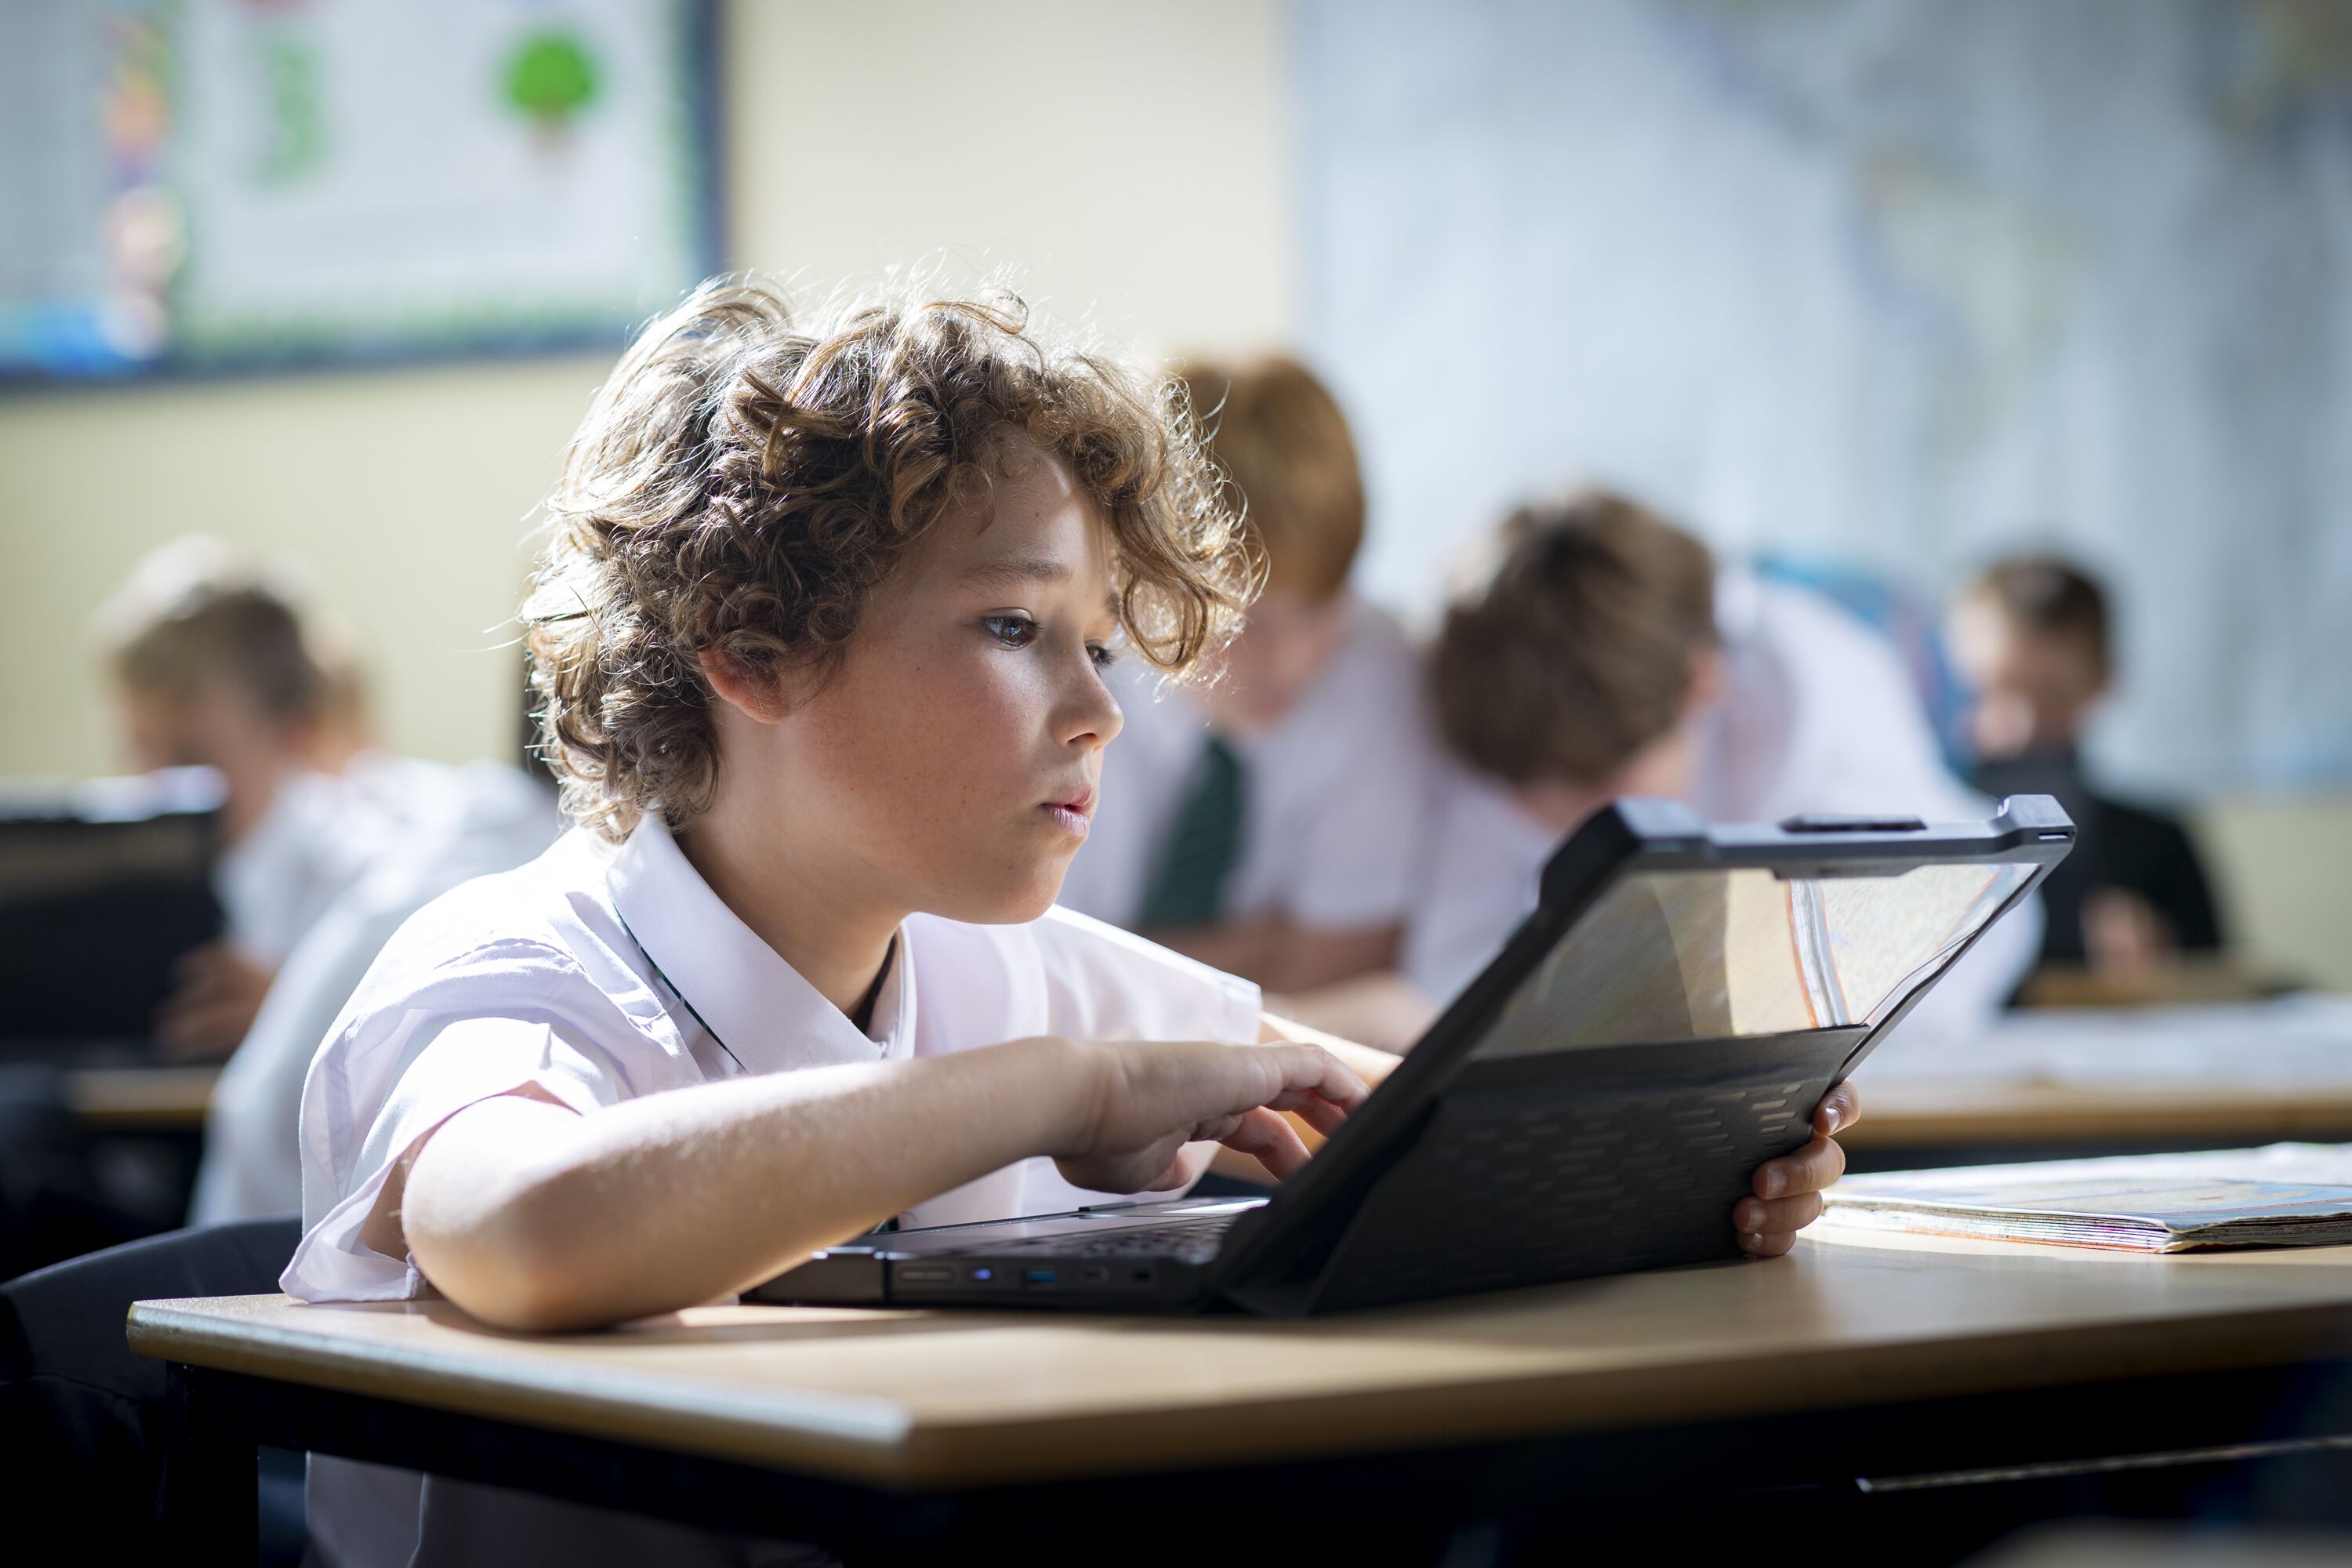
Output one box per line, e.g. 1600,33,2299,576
280,284,1851,1564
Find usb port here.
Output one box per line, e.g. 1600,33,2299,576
1023,1268,1058,1287
897,1264,953,1286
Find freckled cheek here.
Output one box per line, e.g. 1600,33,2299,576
868,656,1046,824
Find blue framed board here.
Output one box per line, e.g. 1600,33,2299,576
0,0,720,383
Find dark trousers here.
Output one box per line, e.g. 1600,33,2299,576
0,1214,302,1559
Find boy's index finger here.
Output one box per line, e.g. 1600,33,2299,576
1295,1044,1370,1109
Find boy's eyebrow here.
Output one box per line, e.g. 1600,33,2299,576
962,555,1123,617
960,554,1073,588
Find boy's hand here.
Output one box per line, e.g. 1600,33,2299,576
1052,1039,1368,1194
1734,1082,1857,1258
155,942,275,1061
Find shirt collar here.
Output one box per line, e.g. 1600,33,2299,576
605,815,913,1075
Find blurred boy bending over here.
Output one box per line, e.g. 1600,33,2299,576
1055,356,1441,996
1351,489,2038,1052
1948,554,2223,978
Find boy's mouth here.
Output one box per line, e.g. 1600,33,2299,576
1040,787,1096,837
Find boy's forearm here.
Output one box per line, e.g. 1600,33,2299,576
405,1036,1093,1330
1261,971,1440,1054
1140,918,1402,996
1138,914,1283,986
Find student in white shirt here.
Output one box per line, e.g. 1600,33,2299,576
1055,356,1442,996
189,755,559,1224
92,545,560,1223
95,538,368,1053
279,285,1857,1565
1389,489,2038,1049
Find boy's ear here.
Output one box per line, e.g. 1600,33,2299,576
698,647,791,724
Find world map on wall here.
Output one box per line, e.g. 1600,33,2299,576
1298,0,2352,791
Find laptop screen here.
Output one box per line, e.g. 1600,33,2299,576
1474,858,2035,1056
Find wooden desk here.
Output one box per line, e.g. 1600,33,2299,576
65,1064,218,1131
132,1229,2352,1557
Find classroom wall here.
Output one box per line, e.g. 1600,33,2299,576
2200,798,2352,993
1294,0,2352,797
3,0,2343,987
0,0,1294,779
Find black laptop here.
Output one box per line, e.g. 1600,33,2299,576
753,796,2074,1317
0,768,225,1054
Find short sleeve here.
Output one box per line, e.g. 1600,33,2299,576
282,1004,655,1303
1031,906,1263,1045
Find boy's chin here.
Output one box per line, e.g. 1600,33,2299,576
931,862,1071,927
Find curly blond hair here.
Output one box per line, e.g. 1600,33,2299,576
524,278,1254,840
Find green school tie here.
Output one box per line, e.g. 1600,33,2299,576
1136,735,1247,928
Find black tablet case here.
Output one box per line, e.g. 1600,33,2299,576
1205,796,2074,1316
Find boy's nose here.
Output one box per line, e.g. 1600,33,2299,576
1064,671,1123,750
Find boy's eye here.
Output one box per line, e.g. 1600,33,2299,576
982,614,1040,648
1088,641,1120,671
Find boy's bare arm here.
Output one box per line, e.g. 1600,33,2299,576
394,1035,1365,1332
1258,1010,1403,1085
1138,915,1286,985
1261,970,1441,1054
1142,917,1401,996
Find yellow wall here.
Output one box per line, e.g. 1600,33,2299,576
4,2,2343,989
0,0,1294,779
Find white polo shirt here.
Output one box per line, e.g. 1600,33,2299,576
213,767,368,967
282,812,1261,1567
1402,575,2040,1044
283,812,1263,1302
1056,593,1443,933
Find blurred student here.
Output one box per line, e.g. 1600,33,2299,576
96,538,560,1221
188,690,557,1224
0,544,354,1273
96,539,367,1056
1388,489,2038,1048
1948,553,2223,977
1055,355,1441,996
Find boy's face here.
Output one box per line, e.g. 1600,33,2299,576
1947,599,2105,760
757,451,1126,924
117,677,302,840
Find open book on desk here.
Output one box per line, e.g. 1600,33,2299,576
1824,1144,2352,1252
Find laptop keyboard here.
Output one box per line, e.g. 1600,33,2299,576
992,1215,1241,1265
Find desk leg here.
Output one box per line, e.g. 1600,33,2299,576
165,1362,260,1566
